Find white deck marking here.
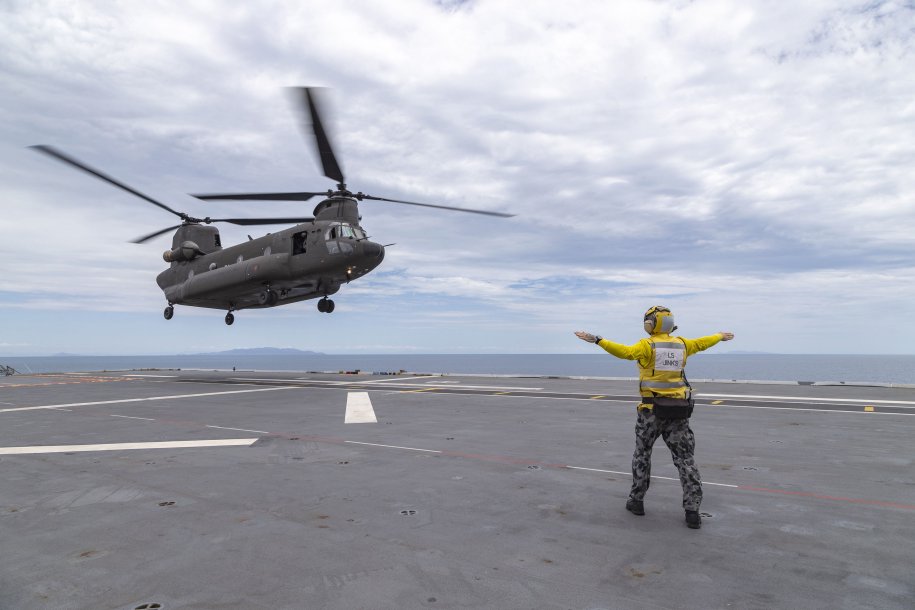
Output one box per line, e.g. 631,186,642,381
701,392,915,406
109,415,156,421
206,425,270,434
0,438,258,455
699,403,915,415
345,440,440,453
231,377,543,391
235,377,376,387
365,390,915,415
419,382,544,391
0,386,301,413
566,466,739,487
121,374,179,378
345,392,377,423
357,375,439,384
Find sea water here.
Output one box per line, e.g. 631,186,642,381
1,353,913,384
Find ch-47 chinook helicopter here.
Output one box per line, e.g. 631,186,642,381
33,87,513,325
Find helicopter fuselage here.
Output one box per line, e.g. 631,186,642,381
157,197,384,312
34,87,510,325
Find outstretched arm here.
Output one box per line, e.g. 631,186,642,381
574,331,648,361
682,331,735,355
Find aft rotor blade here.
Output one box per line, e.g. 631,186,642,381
131,224,184,244
31,145,186,220
291,87,345,184
212,217,315,226
192,192,326,201
359,194,515,218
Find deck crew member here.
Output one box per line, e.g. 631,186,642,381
575,306,734,529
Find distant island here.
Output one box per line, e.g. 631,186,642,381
190,348,325,356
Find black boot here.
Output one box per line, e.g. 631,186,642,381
685,510,701,529
626,499,645,516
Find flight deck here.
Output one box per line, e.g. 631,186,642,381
1,371,912,609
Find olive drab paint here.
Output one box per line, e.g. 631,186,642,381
33,88,512,325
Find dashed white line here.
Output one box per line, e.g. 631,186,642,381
701,392,915,406
345,375,440,384
703,403,915,415
121,374,179,378
109,415,156,421
565,466,739,487
344,440,442,453
206,425,271,435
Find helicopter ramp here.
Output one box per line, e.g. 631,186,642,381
0,371,912,609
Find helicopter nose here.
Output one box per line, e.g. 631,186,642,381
362,241,384,259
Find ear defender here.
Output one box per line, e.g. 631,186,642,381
658,313,676,333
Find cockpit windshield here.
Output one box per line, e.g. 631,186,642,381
325,223,365,241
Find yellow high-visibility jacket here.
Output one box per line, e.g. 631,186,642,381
596,333,722,409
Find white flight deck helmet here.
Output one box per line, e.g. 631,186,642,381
644,305,677,335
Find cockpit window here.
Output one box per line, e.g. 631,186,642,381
325,223,362,241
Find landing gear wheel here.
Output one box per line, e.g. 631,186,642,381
318,298,335,313
258,289,279,306
164,306,174,320
225,312,235,326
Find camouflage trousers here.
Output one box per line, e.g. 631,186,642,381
628,407,702,511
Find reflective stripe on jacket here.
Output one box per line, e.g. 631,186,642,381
640,337,689,400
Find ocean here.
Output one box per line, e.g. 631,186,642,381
1,353,913,385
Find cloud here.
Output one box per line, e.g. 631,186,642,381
1,0,913,355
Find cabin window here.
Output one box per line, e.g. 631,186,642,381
293,231,307,255
214,233,222,247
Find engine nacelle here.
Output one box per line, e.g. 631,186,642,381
163,241,202,263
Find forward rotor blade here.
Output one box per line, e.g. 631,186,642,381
31,145,186,219
131,224,184,244
359,194,515,218
192,192,326,201
291,87,345,184
211,217,315,226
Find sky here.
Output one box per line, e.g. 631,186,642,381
1,0,913,356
